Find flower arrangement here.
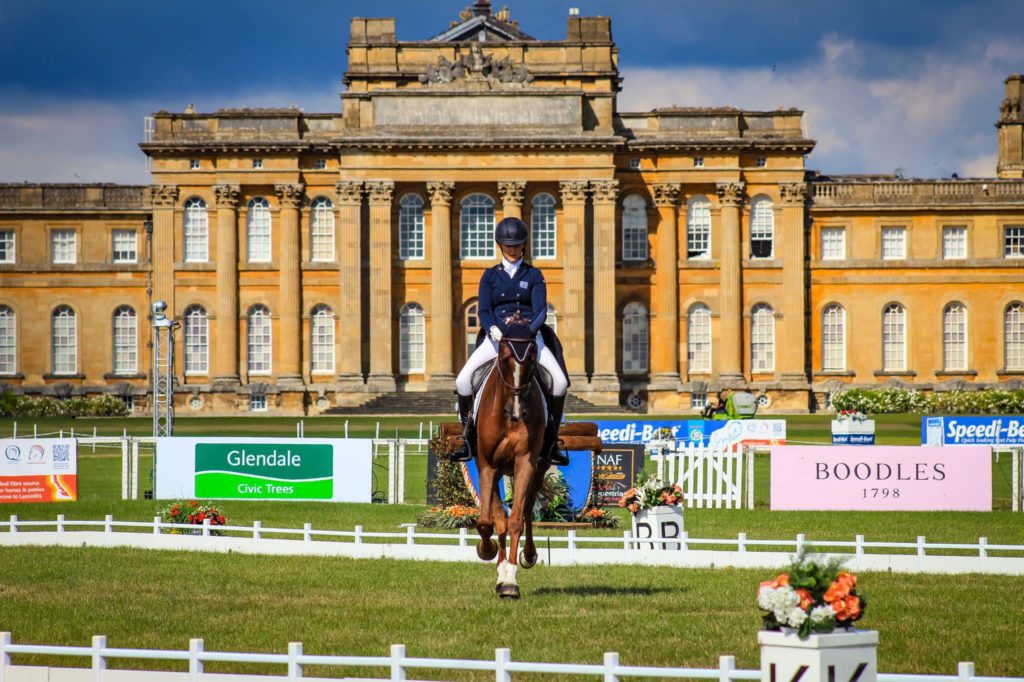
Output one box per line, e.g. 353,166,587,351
835,409,867,422
158,500,228,536
416,504,480,529
617,472,683,514
575,506,620,529
758,554,866,638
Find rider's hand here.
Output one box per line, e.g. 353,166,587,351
489,325,503,342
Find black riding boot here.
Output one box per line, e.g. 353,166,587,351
542,394,568,466
449,394,476,463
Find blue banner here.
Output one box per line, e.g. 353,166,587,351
587,419,786,448
922,416,1024,446
832,433,875,445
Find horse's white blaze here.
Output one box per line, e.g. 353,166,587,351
513,362,522,418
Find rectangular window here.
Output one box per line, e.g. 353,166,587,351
628,158,641,170
942,226,967,259
189,159,200,170
755,157,767,168
881,226,906,260
820,227,846,261
249,394,267,412
252,159,263,169
314,159,327,170
691,392,707,410
693,157,704,168
0,230,14,263
51,229,76,264
1004,225,1024,258
112,229,137,263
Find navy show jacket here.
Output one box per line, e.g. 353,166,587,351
477,261,548,336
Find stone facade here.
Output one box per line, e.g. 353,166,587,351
1,3,1022,415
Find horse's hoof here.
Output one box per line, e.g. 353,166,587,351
519,550,537,569
497,583,521,599
477,539,498,561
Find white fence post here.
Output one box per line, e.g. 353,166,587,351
189,638,204,682
131,439,140,500
398,440,406,504
719,655,737,682
603,651,620,682
121,437,130,500
1,631,11,675
390,643,406,681
154,516,162,535
495,647,512,682
91,635,107,682
1013,447,1021,512
958,662,975,682
304,523,312,549
288,641,303,680
746,447,756,510
387,441,397,504
104,515,113,535
57,514,65,534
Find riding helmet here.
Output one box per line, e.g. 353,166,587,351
494,217,528,246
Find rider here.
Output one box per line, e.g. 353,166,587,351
451,216,570,465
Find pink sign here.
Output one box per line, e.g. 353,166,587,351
770,445,991,511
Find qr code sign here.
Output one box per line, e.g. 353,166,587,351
53,444,70,462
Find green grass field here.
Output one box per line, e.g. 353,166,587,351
1,414,1022,678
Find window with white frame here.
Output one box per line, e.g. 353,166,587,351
310,305,334,374
399,303,425,374
247,305,272,374
622,194,649,261
1004,225,1024,258
249,394,267,411
247,197,272,262
750,304,775,372
942,226,967,259
530,193,557,259
112,306,137,374
687,304,711,372
942,303,967,371
546,303,557,333
693,157,704,168
686,195,711,259
691,392,707,409
756,156,767,168
399,194,425,260
749,196,774,258
881,226,906,260
310,197,334,262
0,306,15,374
622,302,648,374
314,159,327,170
184,198,208,262
465,301,478,362
189,159,200,170
0,230,14,263
51,229,76,264
1006,302,1024,370
821,304,845,371
821,227,846,261
882,303,907,371
629,158,641,170
184,306,208,375
252,159,263,169
112,229,137,263
460,194,495,259
52,305,77,375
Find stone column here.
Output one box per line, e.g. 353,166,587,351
651,183,682,389
275,183,304,385
779,182,809,384
212,184,240,386
427,181,455,388
148,185,178,317
590,180,620,392
559,180,589,382
366,180,396,392
335,180,365,387
498,180,526,219
716,182,745,383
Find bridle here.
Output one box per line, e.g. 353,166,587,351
494,334,537,421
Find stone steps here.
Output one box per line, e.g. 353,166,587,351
325,390,626,416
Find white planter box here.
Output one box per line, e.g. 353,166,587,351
631,505,684,550
831,420,876,435
759,629,878,682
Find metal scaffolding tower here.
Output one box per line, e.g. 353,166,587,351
151,301,178,437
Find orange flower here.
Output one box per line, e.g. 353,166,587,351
795,588,813,610
832,597,849,620
844,595,862,620
628,503,639,513
837,572,857,590
776,573,790,587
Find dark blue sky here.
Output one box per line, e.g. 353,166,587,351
1,1,1021,181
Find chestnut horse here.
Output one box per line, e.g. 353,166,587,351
473,318,547,599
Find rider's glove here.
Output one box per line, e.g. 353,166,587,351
489,325,503,342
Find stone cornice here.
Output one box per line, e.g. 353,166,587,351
212,184,241,209
653,183,682,207
716,182,745,208
148,185,179,208
809,179,1024,210
274,183,305,209
497,181,526,206
427,181,455,206
624,139,815,154
559,180,589,203
334,181,364,205
778,182,809,206
590,179,619,204
365,181,395,204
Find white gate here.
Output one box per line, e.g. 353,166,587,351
649,442,746,509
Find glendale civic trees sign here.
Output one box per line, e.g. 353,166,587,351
770,445,991,511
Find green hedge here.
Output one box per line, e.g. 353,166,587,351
831,387,1024,414
0,392,131,418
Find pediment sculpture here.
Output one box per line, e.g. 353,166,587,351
418,44,533,85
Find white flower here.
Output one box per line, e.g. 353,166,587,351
810,605,836,624
785,607,808,627
757,586,776,610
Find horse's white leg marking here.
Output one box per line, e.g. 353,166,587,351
496,559,508,584
506,563,518,586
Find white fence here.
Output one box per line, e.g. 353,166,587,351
0,633,1018,682
647,442,748,509
3,516,1022,575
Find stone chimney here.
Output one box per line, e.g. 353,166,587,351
997,74,1024,178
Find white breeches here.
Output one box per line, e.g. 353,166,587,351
455,333,568,397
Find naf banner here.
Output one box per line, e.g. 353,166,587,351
923,416,1024,446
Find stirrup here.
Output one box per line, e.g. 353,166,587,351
546,439,569,466
448,421,475,463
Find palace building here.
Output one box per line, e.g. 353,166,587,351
2,2,1024,415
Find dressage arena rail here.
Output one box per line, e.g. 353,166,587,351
1,633,1021,682
3,516,1022,575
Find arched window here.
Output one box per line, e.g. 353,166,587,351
687,304,711,372
546,303,557,334
310,305,334,374
247,305,272,374
52,305,77,375
686,195,711,259
399,303,425,374
184,306,208,375
183,197,208,262
882,303,906,372
246,197,272,263
460,194,495,259
821,304,846,371
310,197,334,262
622,194,648,261
112,306,137,375
1006,303,1024,370
750,195,774,258
751,304,775,372
943,303,967,372
0,306,15,375
399,194,425,260
531,193,557,259
622,302,648,374
464,300,479,362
